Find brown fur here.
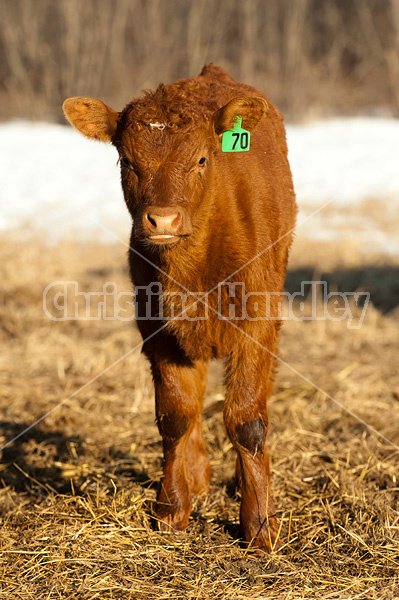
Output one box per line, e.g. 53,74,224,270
63,64,297,551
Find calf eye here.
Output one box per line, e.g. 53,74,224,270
198,157,206,166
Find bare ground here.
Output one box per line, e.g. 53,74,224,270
0,237,398,599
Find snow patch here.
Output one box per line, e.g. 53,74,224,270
1,118,399,252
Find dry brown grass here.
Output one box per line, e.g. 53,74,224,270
0,237,398,599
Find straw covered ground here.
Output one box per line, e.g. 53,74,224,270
0,237,398,599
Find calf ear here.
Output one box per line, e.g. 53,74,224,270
213,96,268,134
62,97,119,143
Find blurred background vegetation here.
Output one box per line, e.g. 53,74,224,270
0,0,399,122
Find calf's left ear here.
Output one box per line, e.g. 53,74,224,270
62,97,119,143
213,96,268,134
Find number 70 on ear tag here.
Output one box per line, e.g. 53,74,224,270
222,116,250,152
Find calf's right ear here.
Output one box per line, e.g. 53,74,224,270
62,97,119,143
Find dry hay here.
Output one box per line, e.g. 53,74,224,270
0,237,398,599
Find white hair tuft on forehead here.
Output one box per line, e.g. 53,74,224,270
149,122,166,130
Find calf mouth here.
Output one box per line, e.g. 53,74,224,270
142,233,192,248
148,234,180,244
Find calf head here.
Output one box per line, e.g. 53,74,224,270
63,93,267,250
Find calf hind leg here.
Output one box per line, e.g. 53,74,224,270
186,416,211,494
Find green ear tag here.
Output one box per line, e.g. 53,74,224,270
221,116,250,152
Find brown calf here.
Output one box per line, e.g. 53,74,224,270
63,64,297,551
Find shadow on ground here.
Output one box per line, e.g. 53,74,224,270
0,421,155,497
285,265,399,312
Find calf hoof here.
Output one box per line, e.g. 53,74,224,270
241,515,281,553
155,515,188,532
155,492,191,531
156,511,190,531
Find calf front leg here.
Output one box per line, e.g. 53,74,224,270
224,342,280,551
151,355,209,530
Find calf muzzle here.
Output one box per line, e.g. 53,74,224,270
141,206,193,245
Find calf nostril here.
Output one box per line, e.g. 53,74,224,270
143,208,187,237
146,211,182,231
171,213,182,228
147,213,157,228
